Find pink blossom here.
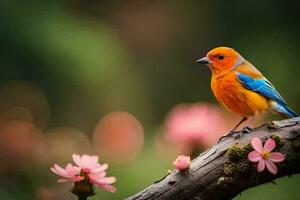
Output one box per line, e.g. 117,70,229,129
248,137,285,175
164,103,235,153
173,155,191,171
51,154,116,192
72,154,116,192
50,163,83,183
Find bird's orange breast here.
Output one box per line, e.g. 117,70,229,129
211,71,269,116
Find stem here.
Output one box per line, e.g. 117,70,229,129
78,195,88,200
72,178,95,200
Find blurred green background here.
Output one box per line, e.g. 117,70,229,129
0,0,300,200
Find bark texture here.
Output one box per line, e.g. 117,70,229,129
127,117,300,200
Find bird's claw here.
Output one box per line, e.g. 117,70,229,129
218,126,252,142
218,131,241,142
241,126,252,133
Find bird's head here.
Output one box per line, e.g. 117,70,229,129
196,47,244,73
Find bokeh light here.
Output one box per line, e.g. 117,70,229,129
36,187,55,200
0,119,43,171
0,80,50,129
160,102,237,155
92,111,144,163
35,185,75,200
43,127,93,164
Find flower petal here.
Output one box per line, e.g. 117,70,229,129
248,151,262,162
265,160,278,175
74,166,81,174
74,176,85,182
251,137,263,153
51,162,84,183
269,152,285,163
57,176,83,182
65,163,78,176
89,155,99,167
50,166,58,175
257,159,265,172
96,184,117,193
88,172,107,183
72,154,82,167
96,177,117,184
264,138,276,153
57,178,69,183
81,154,90,168
51,164,69,178
91,164,108,173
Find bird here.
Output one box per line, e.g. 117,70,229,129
195,46,298,137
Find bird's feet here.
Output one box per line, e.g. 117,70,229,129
218,126,252,142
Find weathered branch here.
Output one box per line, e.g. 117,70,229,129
127,117,300,200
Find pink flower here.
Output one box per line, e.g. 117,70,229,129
72,154,116,192
173,155,191,171
51,154,116,193
164,103,235,153
50,163,84,182
248,137,285,175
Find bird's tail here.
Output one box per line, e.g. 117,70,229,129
271,102,298,118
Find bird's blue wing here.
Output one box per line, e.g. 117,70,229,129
236,72,287,105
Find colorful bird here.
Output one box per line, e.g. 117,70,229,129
196,47,297,135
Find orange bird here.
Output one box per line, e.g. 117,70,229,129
196,47,297,135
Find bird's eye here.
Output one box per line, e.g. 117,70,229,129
217,54,224,60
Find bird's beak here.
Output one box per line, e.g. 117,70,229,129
195,57,210,64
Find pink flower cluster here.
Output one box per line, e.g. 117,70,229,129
51,154,116,192
248,137,285,175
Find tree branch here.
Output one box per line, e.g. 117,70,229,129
127,117,300,200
